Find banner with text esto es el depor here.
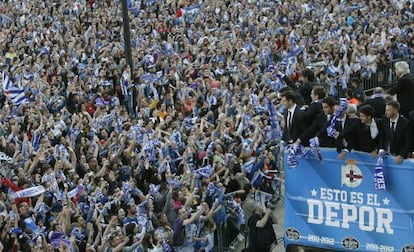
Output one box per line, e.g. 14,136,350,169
284,148,414,252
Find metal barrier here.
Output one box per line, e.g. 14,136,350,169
362,58,414,92
214,143,285,252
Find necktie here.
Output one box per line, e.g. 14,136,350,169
287,111,292,129
389,121,396,152
389,121,396,141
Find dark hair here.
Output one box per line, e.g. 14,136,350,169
280,90,296,103
125,223,136,234
278,86,293,93
350,78,361,86
386,100,400,111
301,68,315,82
322,96,337,107
345,88,354,98
243,183,253,195
312,86,326,99
359,105,375,117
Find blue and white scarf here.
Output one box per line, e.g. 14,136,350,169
193,165,213,178
308,137,323,163
327,98,348,137
374,151,388,191
10,186,45,199
286,144,305,168
266,97,282,140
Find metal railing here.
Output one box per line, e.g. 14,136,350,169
362,58,414,93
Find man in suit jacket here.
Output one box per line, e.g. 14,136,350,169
380,101,412,163
409,110,414,157
296,96,336,147
278,84,306,108
297,69,318,105
337,105,382,159
388,61,414,118
360,87,386,119
334,106,359,154
281,68,317,105
281,90,304,144
301,86,325,126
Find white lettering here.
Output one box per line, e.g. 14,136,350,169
307,200,394,234
320,188,328,200
366,243,379,251
320,236,335,245
342,204,357,229
376,208,394,234
0,152,13,163
350,192,364,204
325,201,340,227
367,193,380,206
308,234,320,243
319,188,347,202
359,206,375,232
366,243,395,252
307,199,323,224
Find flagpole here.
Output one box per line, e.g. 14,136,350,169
121,0,136,116
121,0,133,73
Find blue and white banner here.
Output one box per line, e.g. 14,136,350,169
2,71,27,106
255,190,273,209
0,151,14,163
11,186,45,199
67,184,83,199
184,4,202,24
284,148,414,251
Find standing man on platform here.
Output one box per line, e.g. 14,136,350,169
280,90,304,144
388,61,414,118
380,101,412,163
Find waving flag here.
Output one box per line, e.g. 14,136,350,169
9,186,45,199
327,98,348,137
120,71,130,96
2,71,26,106
193,165,213,178
266,97,282,140
249,156,266,188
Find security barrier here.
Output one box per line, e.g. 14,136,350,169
362,58,414,92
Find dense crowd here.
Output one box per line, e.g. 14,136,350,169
0,0,413,251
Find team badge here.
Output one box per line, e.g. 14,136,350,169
341,159,363,188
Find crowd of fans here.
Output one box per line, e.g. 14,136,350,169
0,0,413,251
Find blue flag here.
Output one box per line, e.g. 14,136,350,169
2,72,27,106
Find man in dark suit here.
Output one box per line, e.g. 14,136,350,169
281,90,304,144
278,86,305,107
388,61,414,118
296,96,336,147
301,86,325,126
334,104,359,154
409,110,414,157
337,105,382,159
380,101,412,163
281,68,317,105
360,87,386,119
297,68,318,105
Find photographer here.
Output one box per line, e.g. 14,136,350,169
246,202,277,252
